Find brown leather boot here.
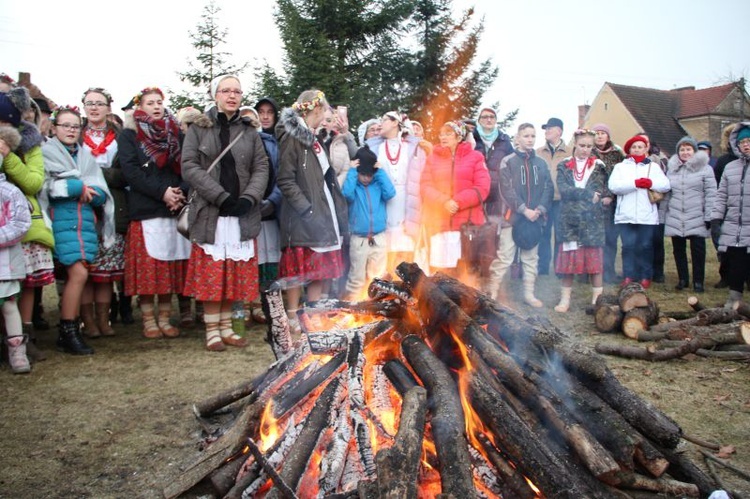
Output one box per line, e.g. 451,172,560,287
23,323,47,362
96,302,115,336
80,303,101,338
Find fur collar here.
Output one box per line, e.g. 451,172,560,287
189,107,260,131
667,150,709,173
16,120,44,154
276,108,314,148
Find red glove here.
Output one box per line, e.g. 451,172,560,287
635,177,653,189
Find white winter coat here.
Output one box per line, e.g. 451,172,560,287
608,157,671,225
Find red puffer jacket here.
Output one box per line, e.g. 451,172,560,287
421,141,490,232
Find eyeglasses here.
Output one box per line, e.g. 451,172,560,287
217,89,243,96
739,138,750,147
479,115,496,120
84,101,108,108
56,123,81,131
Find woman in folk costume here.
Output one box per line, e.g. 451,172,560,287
78,87,128,335
608,135,671,289
119,87,190,339
0,86,55,362
181,75,269,351
40,106,115,355
553,129,611,312
276,89,348,328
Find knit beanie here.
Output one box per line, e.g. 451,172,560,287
355,146,378,176
592,123,611,137
675,136,697,152
209,75,240,99
0,87,31,127
737,127,750,142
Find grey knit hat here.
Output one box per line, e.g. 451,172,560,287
675,136,697,152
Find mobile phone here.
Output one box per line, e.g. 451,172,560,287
337,106,347,119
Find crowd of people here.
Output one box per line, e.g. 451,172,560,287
2,71,750,375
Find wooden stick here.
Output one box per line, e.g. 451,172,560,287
699,449,750,482
704,458,747,499
246,438,299,499
681,433,721,451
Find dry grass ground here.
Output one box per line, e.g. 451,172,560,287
1,240,748,498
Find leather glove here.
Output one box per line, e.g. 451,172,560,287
260,199,275,218
219,196,237,216
228,198,253,217
634,178,653,189
711,219,722,241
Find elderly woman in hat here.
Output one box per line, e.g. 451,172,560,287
421,120,490,277
608,134,670,289
181,75,268,351
661,137,716,293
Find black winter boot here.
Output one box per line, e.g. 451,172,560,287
119,294,134,325
57,320,94,355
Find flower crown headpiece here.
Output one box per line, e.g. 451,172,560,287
292,91,326,114
0,72,15,85
573,128,596,137
81,87,113,105
133,87,164,106
444,120,467,140
50,105,81,123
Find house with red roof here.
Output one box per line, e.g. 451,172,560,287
580,80,749,155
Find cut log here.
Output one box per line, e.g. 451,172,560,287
264,285,295,358
622,302,660,339
596,329,748,361
695,349,750,360
595,304,623,334
266,377,341,499
619,282,649,312
271,350,346,419
375,386,427,499
734,301,750,319
476,433,537,499
382,359,419,394
688,295,705,312
604,470,699,497
650,307,740,333
401,335,476,497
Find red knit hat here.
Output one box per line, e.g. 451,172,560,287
624,135,649,155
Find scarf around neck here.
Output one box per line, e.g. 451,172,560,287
133,109,181,173
477,126,499,145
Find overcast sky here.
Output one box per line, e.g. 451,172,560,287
2,0,747,146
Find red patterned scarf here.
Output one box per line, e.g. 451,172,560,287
133,109,181,173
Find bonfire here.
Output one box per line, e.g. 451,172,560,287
164,262,718,499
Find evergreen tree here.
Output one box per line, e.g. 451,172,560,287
169,1,249,111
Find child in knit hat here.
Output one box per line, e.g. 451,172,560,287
340,146,395,300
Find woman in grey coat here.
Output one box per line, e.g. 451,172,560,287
711,122,750,308
662,137,716,292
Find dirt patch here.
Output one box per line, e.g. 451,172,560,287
1,257,749,497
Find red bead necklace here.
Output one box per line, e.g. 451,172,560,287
385,140,401,165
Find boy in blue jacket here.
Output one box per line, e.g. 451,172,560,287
341,146,396,299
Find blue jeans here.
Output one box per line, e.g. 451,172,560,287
620,224,654,281
537,200,560,275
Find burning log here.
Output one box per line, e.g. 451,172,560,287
266,377,341,499
264,285,295,358
426,269,684,450
375,386,427,498
400,335,476,496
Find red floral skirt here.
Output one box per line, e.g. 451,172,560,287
124,221,187,296
554,245,603,275
278,247,344,281
183,244,259,302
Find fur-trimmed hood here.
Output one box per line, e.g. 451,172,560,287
275,107,315,148
667,150,709,173
730,121,750,160
15,120,44,154
189,106,260,131
0,125,22,152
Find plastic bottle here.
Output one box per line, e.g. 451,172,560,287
231,301,246,337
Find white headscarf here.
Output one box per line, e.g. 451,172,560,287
209,74,240,100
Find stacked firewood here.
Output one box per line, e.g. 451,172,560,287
594,282,660,337
163,263,723,498
595,294,750,362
